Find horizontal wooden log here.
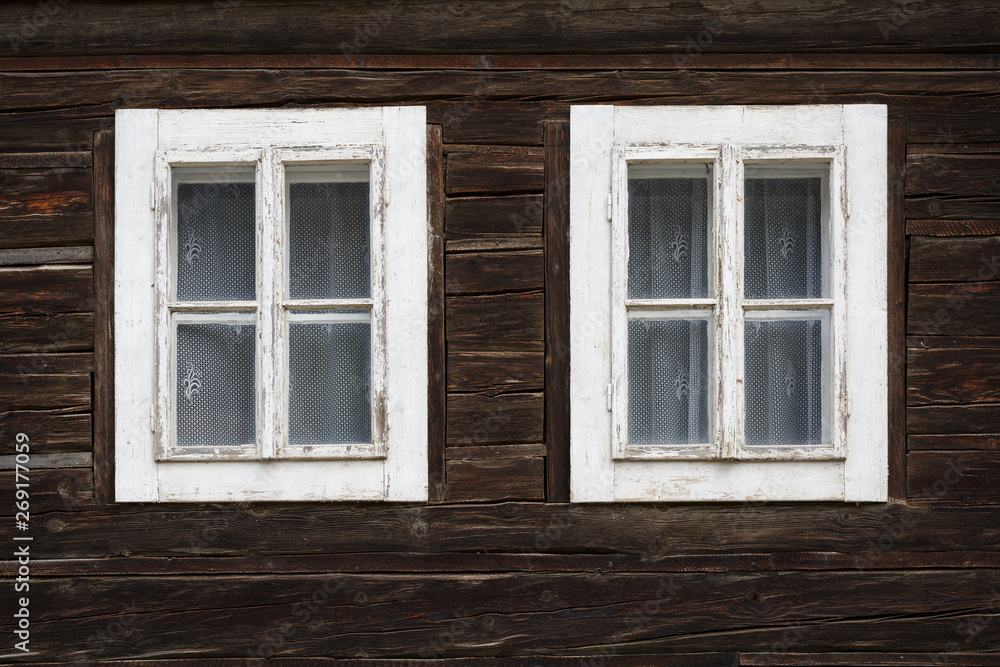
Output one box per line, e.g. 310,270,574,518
905,195,1000,221
0,311,94,352
0,2,998,56
0,168,93,247
0,373,90,410
0,657,731,667
0,109,106,152
0,151,91,168
447,393,544,446
909,236,1000,283
908,434,1000,450
907,220,1000,236
446,152,545,196
907,451,1000,504
0,265,94,314
0,409,92,454
902,103,1000,144
907,347,1000,405
907,404,1000,435
445,194,543,238
432,101,547,146
445,444,548,460
445,250,544,295
445,457,545,501
907,335,1000,349
9,570,1000,660
906,153,1000,196
0,451,90,469
907,281,1000,336
744,655,1000,667
10,502,1000,560
446,237,544,253
446,291,543,351
0,244,93,266
0,352,93,374
0,466,92,515
447,351,543,395
9,550,1000,577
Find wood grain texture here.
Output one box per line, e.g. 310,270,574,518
92,128,114,504
427,124,447,502
0,1,998,56
446,393,544,446
0,167,93,247
908,347,1000,405
0,467,92,515
446,152,545,196
445,250,544,295
446,291,544,351
435,101,547,146
545,120,571,503
907,219,1000,236
0,373,90,410
0,409,91,454
0,311,93,352
0,245,93,266
447,351,543,395
0,265,94,314
0,151,91,168
905,195,1000,220
908,404,1000,434
906,152,1000,196
887,115,906,501
907,281,1000,336
909,235,1000,282
909,434,1000,450
445,194,543,238
0,352,92,374
907,451,1000,504
444,457,545,501
0,109,105,152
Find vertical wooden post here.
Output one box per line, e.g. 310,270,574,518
427,123,447,502
887,114,907,501
92,128,115,504
545,120,571,502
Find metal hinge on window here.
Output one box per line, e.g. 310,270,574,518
605,383,613,412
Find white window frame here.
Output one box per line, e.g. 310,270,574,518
115,108,428,502
570,105,887,502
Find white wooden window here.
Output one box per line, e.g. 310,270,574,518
570,105,887,502
115,108,428,502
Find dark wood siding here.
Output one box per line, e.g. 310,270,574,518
2,1,1000,664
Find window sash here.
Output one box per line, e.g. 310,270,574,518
610,143,848,462
152,147,388,462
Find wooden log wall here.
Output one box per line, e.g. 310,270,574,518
2,1,1000,664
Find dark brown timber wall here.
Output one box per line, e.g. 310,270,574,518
2,1,1000,664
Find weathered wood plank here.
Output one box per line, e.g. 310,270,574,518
905,195,1000,221
433,101,547,146
0,167,93,247
445,457,545,501
445,250,544,295
909,434,1000,450
0,265,94,314
0,466,92,515
11,570,1000,660
446,237,544,253
908,404,1000,435
0,352,92,374
0,109,106,152
0,373,90,410
907,281,1000,336
906,219,1000,236
0,451,90,469
445,444,548,460
908,451,1000,504
0,152,91,168
0,245,93,266
0,409,91,455
447,393,544,446
446,291,544,351
906,153,1000,196
0,3,998,56
909,235,1000,283
0,311,94,352
9,503,1000,559
93,127,114,504
907,334,1000,349
908,347,1000,405
447,351,543,395
446,152,545,196
887,114,906,501
445,194,543,238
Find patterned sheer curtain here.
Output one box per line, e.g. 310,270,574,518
743,174,825,446
627,170,711,445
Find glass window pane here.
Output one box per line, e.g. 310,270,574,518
628,318,710,445
176,320,256,447
288,320,371,444
628,165,711,299
744,318,826,446
744,169,825,299
288,166,371,300
175,169,256,302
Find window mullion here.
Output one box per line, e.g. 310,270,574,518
717,145,744,460
257,148,280,460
